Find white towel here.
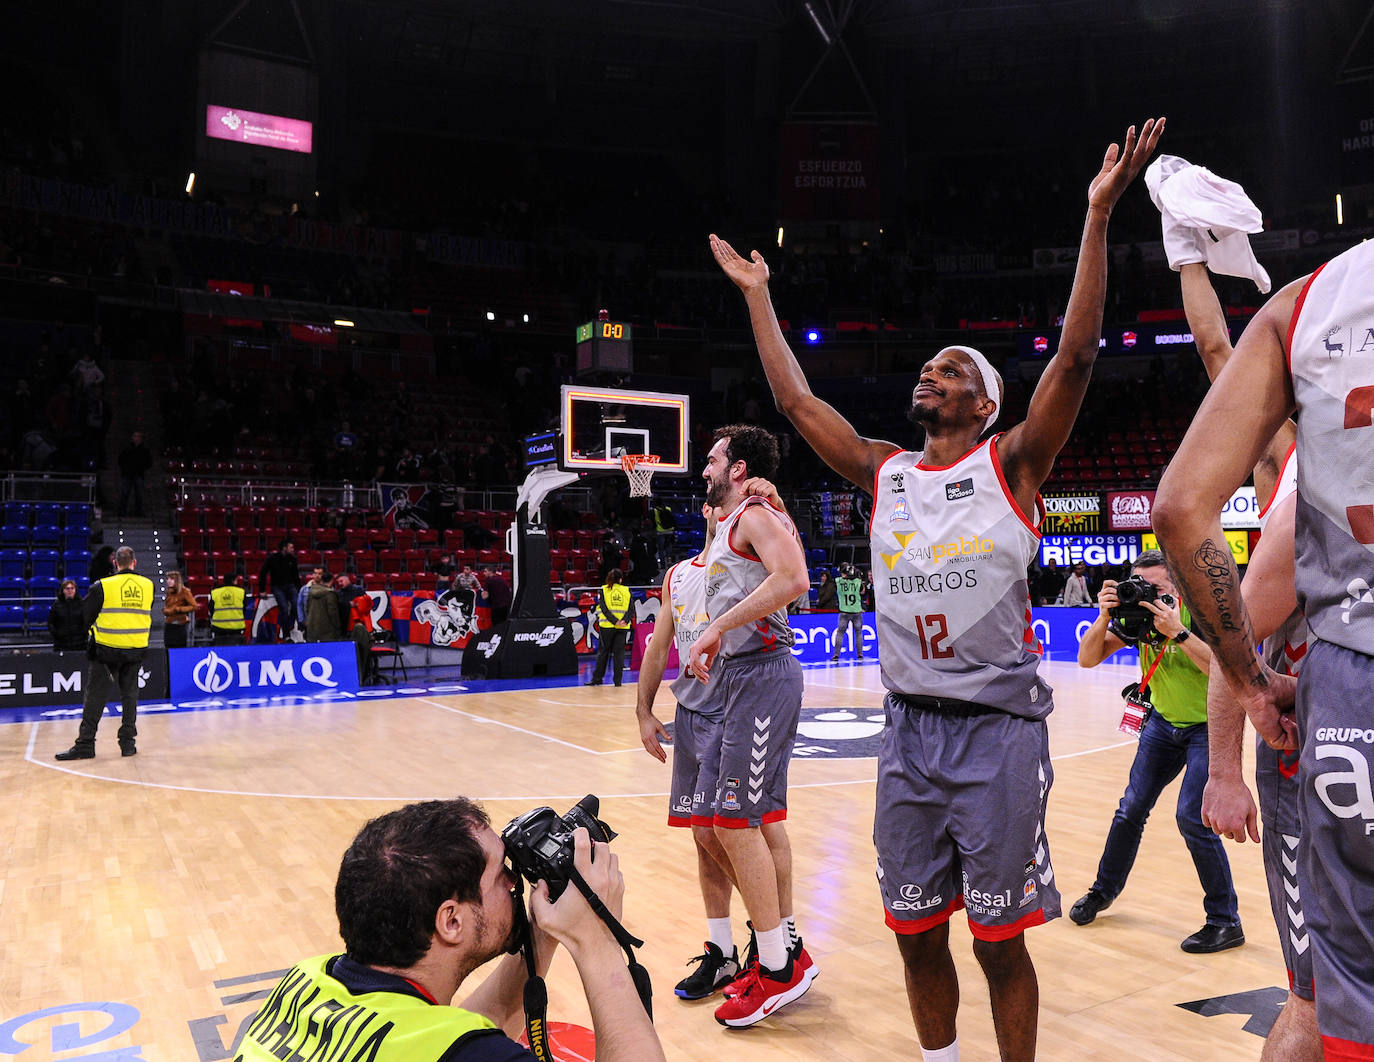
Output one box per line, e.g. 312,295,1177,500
1145,154,1271,293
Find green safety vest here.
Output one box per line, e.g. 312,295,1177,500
235,954,497,1062
836,577,864,613
210,585,245,630
92,572,154,649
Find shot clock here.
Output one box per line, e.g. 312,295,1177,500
575,318,633,375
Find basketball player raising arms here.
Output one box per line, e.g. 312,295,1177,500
711,118,1162,1062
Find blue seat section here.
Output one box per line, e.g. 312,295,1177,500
64,548,91,575
0,525,29,546
0,551,25,578
0,576,27,598
63,526,90,550
25,603,50,632
30,524,61,546
1,502,31,526
0,605,25,630
32,504,63,526
64,503,93,523
29,549,61,578
28,575,61,598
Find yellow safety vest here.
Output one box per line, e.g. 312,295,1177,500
92,571,154,649
598,584,632,629
235,954,497,1062
209,585,245,630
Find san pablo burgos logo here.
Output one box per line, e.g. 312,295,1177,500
513,625,565,648
192,651,338,694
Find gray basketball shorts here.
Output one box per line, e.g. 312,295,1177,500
712,651,803,828
874,694,1061,940
1296,638,1374,1055
1255,737,1314,1000
668,706,725,828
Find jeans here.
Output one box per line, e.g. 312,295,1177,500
832,611,863,658
1090,708,1240,926
271,587,297,636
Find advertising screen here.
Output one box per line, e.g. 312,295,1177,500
206,105,313,154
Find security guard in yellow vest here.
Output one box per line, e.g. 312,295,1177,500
236,798,665,1062
589,568,633,687
209,572,247,644
56,545,154,760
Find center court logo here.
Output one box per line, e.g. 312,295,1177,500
191,651,338,694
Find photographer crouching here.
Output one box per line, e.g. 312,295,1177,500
1068,549,1245,954
235,798,665,1062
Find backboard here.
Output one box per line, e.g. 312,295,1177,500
559,384,691,475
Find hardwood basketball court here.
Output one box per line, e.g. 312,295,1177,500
2,658,1282,1060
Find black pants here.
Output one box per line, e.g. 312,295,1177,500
75,651,145,750
213,628,244,645
591,627,629,685
164,623,189,649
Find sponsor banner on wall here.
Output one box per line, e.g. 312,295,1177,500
398,588,487,648
169,643,358,704
1029,606,1139,664
1040,493,1103,534
1221,486,1260,530
1105,490,1156,531
786,612,877,664
631,622,680,671
1039,534,1142,568
1143,530,1251,566
779,122,881,220
0,650,168,709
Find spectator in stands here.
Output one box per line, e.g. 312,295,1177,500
259,539,302,640
305,568,343,642
652,502,676,564
334,421,358,451
1062,561,1092,606
629,521,657,584
48,579,87,651
815,570,837,611
482,566,511,626
162,571,197,649
431,552,456,578
334,573,372,679
455,565,482,594
70,351,104,393
116,430,152,519
1040,559,1067,604
210,572,246,644
88,545,115,585
394,447,422,479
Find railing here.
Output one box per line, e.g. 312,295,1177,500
2,473,98,503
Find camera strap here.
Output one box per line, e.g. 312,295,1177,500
509,879,556,1062
567,868,653,1019
1138,643,1165,698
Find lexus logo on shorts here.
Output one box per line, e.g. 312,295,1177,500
899,884,922,901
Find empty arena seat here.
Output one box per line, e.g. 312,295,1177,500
0,605,24,631
26,603,50,632
0,525,30,546
29,550,60,578
0,550,26,578
28,575,60,598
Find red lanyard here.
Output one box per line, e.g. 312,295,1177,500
1140,643,1166,694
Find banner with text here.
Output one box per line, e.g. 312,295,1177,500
169,643,359,704
780,123,880,220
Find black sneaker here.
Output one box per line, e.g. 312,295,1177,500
1069,888,1113,925
120,745,137,757
1180,924,1244,953
674,941,740,1000
55,746,95,761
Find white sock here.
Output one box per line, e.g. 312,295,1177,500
707,918,734,955
783,916,798,947
756,924,789,973
921,1040,959,1062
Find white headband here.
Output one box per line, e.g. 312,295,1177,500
937,345,1000,424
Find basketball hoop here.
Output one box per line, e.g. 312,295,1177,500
620,453,661,498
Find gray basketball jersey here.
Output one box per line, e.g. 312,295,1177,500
668,557,724,720
870,438,1053,719
703,497,796,659
1288,240,1374,654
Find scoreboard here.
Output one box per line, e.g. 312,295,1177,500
575,319,633,375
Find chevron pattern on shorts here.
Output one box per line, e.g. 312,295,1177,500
1281,833,1308,954
749,715,770,804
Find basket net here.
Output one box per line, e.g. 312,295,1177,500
620,453,661,498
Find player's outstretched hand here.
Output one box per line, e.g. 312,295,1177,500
710,234,770,292
637,709,670,763
1088,117,1165,214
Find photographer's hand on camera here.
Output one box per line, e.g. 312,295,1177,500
528,829,666,1062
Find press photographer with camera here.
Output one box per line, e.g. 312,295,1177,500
1069,549,1244,954
234,798,666,1062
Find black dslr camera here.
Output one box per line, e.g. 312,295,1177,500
501,794,617,900
1109,574,1174,644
